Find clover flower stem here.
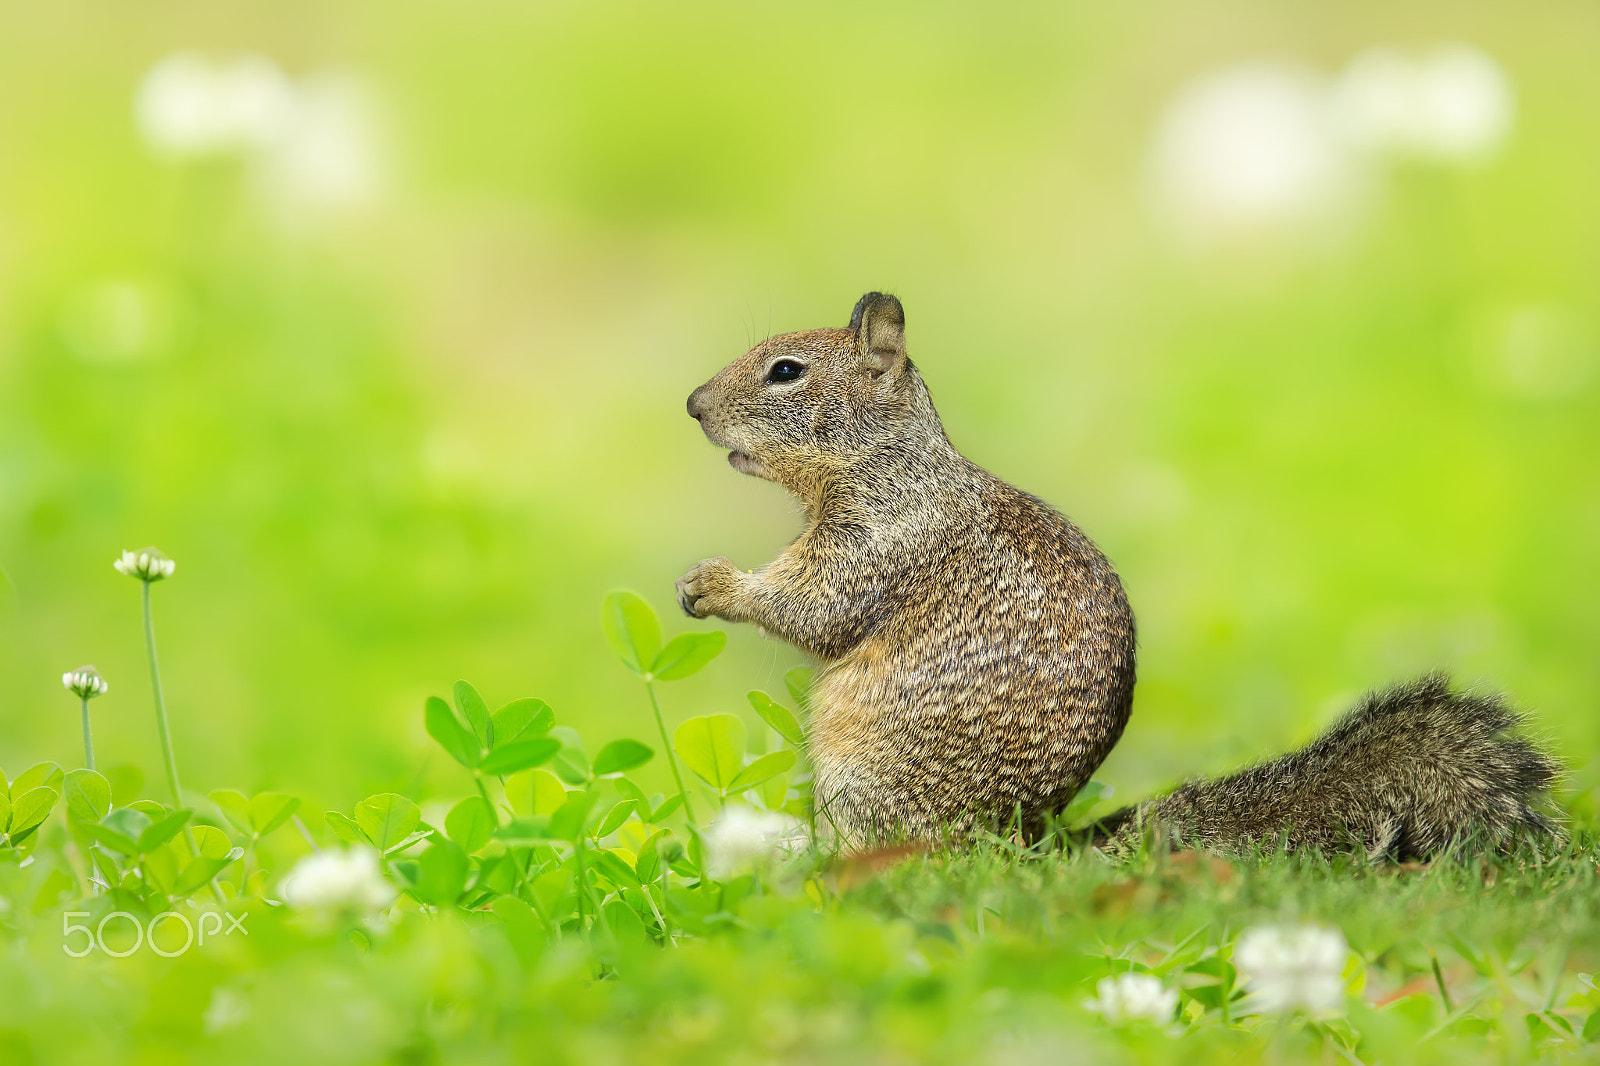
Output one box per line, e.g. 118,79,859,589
572,838,610,941
235,842,254,896
519,855,557,940
80,696,96,771
292,814,322,853
535,844,566,942
644,678,695,825
658,863,673,944
572,844,587,924
640,872,668,942
140,582,216,902
141,581,184,808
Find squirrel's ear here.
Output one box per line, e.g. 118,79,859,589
848,292,906,375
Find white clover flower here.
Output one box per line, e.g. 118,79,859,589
63,665,109,699
135,52,295,159
1234,924,1349,1016
703,806,808,880
1146,45,1514,253
254,72,385,218
133,52,388,231
1146,61,1365,248
114,547,176,582
1333,44,1513,165
279,847,396,912
1084,972,1179,1025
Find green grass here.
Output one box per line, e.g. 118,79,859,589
4,587,1598,1065
5,831,1599,1064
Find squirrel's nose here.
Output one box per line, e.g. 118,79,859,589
686,386,707,421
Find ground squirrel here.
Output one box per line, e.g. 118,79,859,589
677,292,1560,855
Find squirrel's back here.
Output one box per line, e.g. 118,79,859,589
808,472,1136,839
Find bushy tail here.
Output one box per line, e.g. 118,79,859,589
1098,673,1562,859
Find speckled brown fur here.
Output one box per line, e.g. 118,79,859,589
1096,673,1561,858
677,293,1560,852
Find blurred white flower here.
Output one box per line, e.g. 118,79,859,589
279,847,396,912
253,72,385,216
1084,972,1178,1025
1334,45,1513,164
114,548,176,582
1147,44,1515,251
63,665,109,699
1234,924,1348,1016
136,52,296,158
135,53,387,226
703,806,808,879
1147,61,1363,248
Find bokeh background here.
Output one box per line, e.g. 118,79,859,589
2,1,1596,817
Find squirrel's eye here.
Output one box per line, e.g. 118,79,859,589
767,359,806,384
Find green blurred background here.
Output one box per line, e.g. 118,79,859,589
2,0,1596,817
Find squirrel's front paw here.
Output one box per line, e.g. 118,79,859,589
675,557,740,619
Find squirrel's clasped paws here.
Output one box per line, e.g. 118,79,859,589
675,557,739,619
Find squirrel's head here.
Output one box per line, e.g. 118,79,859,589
686,292,940,496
